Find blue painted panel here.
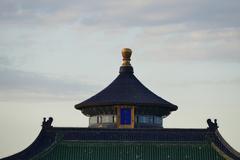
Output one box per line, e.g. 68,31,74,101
120,108,131,125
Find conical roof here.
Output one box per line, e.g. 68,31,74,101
75,48,177,112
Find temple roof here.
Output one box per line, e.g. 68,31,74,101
3,122,240,160
75,48,177,112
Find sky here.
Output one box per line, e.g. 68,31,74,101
0,0,240,158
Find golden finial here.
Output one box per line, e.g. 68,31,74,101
121,48,132,66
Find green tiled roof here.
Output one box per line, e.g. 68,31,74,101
3,128,239,160
34,141,224,160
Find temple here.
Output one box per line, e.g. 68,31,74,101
2,48,240,160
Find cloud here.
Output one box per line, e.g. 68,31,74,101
133,27,240,62
0,56,10,66
0,0,240,65
168,78,240,88
0,68,99,101
0,0,239,29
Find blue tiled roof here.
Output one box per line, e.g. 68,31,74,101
75,66,177,111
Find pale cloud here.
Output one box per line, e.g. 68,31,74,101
0,0,240,99
0,68,99,101
1,0,239,63
133,26,240,62
0,0,239,28
167,78,240,87
0,56,10,66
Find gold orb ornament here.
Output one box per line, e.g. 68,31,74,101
121,48,132,66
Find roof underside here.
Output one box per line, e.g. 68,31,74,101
75,68,178,111
3,128,240,160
